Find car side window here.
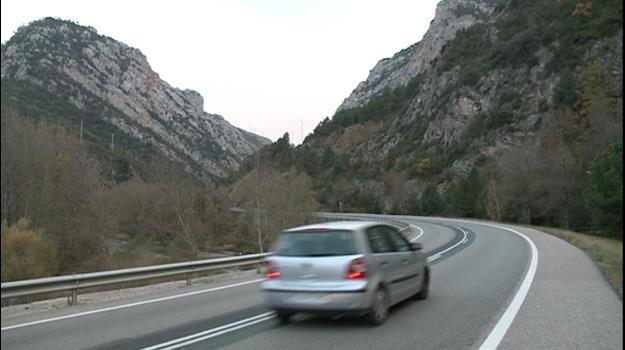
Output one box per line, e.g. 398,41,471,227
385,227,411,252
366,227,394,254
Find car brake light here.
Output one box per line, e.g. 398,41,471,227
266,271,281,279
262,261,281,279
346,258,367,279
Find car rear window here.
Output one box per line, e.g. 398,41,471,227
273,230,357,256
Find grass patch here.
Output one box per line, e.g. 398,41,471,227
535,226,622,299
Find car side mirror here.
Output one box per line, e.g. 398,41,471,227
410,242,423,251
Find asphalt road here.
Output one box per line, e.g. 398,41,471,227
1,216,622,350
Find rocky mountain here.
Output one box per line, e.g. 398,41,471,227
338,0,494,111
1,18,270,179
248,0,622,229
330,0,622,168
302,0,622,176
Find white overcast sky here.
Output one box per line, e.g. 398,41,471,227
1,0,438,143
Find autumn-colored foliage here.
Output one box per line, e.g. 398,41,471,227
1,219,59,281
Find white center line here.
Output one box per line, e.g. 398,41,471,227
162,315,275,349
426,226,468,262
424,217,539,350
139,312,275,350
410,225,425,241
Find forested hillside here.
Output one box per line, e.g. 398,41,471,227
1,18,275,280
1,0,622,282
234,0,623,238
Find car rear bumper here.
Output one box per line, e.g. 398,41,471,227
263,288,374,314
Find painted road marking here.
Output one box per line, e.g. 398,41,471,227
2,219,473,337
1,279,264,331
426,226,468,263
476,224,538,350
410,225,425,242
425,217,538,350
139,312,276,350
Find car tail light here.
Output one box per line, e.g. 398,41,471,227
346,258,367,279
262,260,281,279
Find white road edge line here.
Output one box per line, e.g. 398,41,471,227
341,215,538,349
1,278,264,332
139,312,275,350
476,223,538,350
138,222,461,349
145,220,534,350
431,218,538,350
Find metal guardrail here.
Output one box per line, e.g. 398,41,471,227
315,212,415,236
1,253,271,305
1,213,411,306
316,212,411,229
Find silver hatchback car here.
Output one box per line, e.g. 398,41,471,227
261,221,429,325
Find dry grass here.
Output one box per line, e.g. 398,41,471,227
535,226,623,299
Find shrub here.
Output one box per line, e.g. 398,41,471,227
419,184,446,216
585,142,623,238
1,219,59,281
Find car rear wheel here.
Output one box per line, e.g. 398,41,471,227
366,288,388,326
415,267,430,300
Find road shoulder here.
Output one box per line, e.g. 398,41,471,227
1,269,261,328
499,227,623,350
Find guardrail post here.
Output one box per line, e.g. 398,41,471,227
69,281,79,305
256,257,263,275
186,266,193,286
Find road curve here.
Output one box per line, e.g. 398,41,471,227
1,216,622,350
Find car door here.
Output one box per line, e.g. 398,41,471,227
364,226,403,303
384,226,422,300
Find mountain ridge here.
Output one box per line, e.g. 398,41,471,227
1,17,270,180
243,0,622,235
338,0,494,112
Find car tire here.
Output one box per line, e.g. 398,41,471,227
366,288,389,326
276,310,294,323
415,267,430,300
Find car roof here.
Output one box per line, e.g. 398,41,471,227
283,220,390,232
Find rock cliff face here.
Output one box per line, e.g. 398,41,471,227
1,18,270,179
338,0,494,111
321,0,622,176
295,0,622,212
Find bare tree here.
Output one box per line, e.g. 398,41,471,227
535,113,582,228
1,108,104,271
496,140,544,224
382,172,415,214
229,166,319,252
486,175,501,221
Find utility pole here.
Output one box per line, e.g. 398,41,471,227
250,126,264,269
254,149,263,273
111,133,114,151
80,120,83,144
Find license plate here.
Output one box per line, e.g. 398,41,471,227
289,293,329,304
